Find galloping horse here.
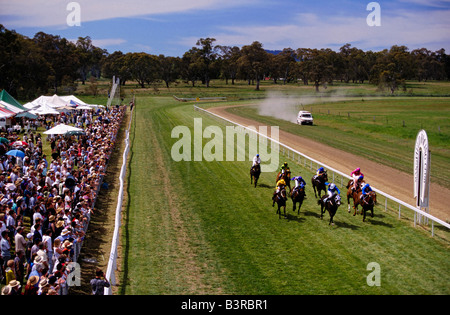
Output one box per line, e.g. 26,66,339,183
318,194,341,225
291,186,305,215
250,164,261,188
277,170,291,192
347,186,362,215
360,191,377,222
273,186,287,219
312,171,328,198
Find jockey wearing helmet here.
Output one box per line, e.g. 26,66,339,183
251,154,261,170
316,167,325,178
276,178,287,193
280,162,290,174
355,174,365,190
361,183,373,202
350,167,363,190
273,178,287,205
324,182,341,204
291,176,307,196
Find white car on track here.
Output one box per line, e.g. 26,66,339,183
297,111,313,125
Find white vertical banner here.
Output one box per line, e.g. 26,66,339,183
413,130,430,209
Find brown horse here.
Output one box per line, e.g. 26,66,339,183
347,186,362,216
360,191,377,222
318,194,341,225
312,171,328,198
291,186,305,215
250,164,261,188
273,186,287,219
276,170,291,192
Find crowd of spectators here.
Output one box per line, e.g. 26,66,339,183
0,104,125,295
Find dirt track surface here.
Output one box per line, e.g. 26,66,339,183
208,105,450,224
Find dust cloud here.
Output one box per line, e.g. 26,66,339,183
257,91,352,123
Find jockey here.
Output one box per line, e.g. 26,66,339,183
355,175,365,190
361,183,373,202
291,176,306,190
273,178,287,204
275,178,287,193
280,162,290,175
291,176,306,196
251,154,261,170
350,167,363,190
316,167,325,178
324,183,340,204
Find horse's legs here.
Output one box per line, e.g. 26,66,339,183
297,200,303,215
347,193,352,213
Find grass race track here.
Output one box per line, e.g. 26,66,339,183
119,95,449,295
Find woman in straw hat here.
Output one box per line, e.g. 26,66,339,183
23,275,39,295
9,279,22,295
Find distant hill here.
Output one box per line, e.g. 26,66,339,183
265,50,283,55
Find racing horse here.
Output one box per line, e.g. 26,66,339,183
276,170,291,192
347,186,363,216
311,171,328,199
273,185,287,219
291,186,305,215
250,164,261,188
360,191,377,222
318,194,341,225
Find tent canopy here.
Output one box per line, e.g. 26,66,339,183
28,103,60,115
0,90,27,111
15,111,39,119
43,124,83,135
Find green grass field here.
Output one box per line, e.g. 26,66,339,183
118,95,450,295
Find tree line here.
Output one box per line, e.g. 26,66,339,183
1,25,449,100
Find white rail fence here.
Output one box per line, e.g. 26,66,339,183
194,105,450,237
104,105,134,295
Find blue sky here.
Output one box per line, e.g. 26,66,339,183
1,0,450,56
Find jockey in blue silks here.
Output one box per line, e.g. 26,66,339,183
361,183,373,201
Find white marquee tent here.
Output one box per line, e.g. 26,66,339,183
43,123,84,135
24,103,60,115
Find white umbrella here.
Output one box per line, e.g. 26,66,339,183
43,124,84,135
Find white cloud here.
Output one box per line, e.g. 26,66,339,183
189,8,450,52
92,38,127,47
398,0,450,8
1,0,259,28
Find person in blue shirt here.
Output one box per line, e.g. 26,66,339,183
361,183,373,202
